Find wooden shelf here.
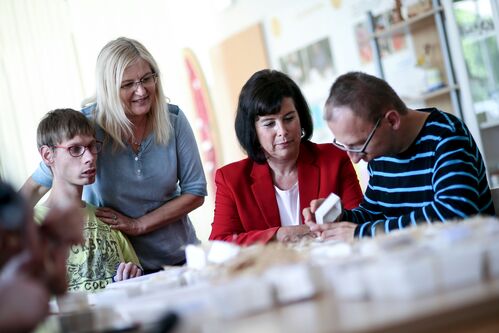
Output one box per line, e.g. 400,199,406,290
372,7,444,39
480,118,499,130
367,1,462,118
401,85,459,103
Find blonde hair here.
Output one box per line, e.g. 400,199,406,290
83,37,172,148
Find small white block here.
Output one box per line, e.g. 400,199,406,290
315,193,342,224
264,264,316,304
207,241,240,264
185,244,207,269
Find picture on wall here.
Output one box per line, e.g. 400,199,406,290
278,37,335,86
354,9,407,64
354,22,373,64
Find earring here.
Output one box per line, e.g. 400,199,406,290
301,128,305,138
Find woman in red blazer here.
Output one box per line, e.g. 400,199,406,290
209,70,363,245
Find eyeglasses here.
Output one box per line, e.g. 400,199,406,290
120,73,157,92
332,116,382,155
52,141,103,157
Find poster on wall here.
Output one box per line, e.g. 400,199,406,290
183,48,222,191
278,38,335,87
263,1,339,144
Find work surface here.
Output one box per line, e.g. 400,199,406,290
201,278,499,333
58,217,499,332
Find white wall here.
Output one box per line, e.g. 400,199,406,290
1,0,472,241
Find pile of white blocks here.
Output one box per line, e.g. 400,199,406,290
84,216,499,330
314,216,499,301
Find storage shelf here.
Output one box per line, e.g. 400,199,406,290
372,7,444,39
480,118,499,130
401,85,459,103
367,0,462,120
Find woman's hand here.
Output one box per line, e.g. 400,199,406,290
113,262,142,282
96,208,143,236
275,225,316,243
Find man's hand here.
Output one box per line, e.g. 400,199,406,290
114,262,142,282
302,198,326,224
306,221,357,242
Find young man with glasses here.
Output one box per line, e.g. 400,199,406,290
304,71,494,241
34,109,142,291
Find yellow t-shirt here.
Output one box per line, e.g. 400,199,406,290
34,203,141,292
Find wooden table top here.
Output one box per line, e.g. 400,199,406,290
197,278,499,333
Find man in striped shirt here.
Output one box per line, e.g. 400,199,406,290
304,72,494,240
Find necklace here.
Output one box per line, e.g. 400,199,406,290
130,119,147,147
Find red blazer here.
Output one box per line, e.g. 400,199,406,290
209,141,363,245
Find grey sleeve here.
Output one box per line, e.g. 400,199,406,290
174,108,207,196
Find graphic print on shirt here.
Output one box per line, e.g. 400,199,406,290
66,213,121,291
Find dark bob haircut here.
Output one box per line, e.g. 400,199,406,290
235,69,313,163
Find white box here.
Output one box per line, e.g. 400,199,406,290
315,193,342,224
264,263,317,304
364,250,438,300
434,241,483,290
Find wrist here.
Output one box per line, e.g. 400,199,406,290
135,218,146,235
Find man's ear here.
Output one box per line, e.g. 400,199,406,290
39,146,55,165
385,110,401,130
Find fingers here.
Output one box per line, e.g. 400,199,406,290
319,222,356,242
302,198,327,224
302,207,315,223
122,262,133,280
95,208,120,224
115,262,141,281
311,198,326,213
307,222,323,232
128,263,142,278
115,262,125,281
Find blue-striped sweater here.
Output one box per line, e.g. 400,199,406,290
345,108,495,238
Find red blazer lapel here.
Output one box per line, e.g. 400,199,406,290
250,162,281,228
297,143,320,222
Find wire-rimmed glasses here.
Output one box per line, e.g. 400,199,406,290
332,117,382,155
120,73,158,92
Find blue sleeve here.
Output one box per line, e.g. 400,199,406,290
174,108,207,197
31,161,53,188
350,132,489,238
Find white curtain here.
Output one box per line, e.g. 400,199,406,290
0,0,84,187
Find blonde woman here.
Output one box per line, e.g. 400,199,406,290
21,37,207,273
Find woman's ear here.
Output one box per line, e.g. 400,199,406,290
39,146,55,166
385,110,401,130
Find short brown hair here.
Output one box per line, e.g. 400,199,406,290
325,72,407,122
37,109,94,148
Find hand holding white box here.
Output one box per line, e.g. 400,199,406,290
315,193,342,224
